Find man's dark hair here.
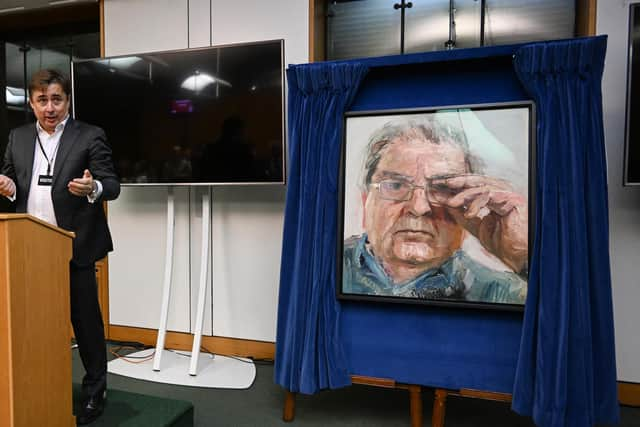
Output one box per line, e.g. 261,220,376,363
28,69,71,99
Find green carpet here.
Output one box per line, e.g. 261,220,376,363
72,384,194,427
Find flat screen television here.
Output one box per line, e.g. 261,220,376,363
625,4,640,186
72,39,285,185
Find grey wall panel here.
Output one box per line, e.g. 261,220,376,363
188,0,211,48
598,0,640,383
104,0,188,56
109,187,193,333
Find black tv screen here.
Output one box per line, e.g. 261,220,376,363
72,40,285,185
626,4,640,185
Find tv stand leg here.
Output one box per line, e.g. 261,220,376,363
152,187,176,371
189,189,211,375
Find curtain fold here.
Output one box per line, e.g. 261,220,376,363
274,62,369,394
511,36,619,427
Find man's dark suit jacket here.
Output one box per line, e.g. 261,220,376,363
1,119,120,265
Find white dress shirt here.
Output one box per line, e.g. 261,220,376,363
27,117,70,226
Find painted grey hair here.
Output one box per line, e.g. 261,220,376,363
361,114,484,189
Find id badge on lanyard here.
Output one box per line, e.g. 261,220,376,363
36,129,58,187
38,174,53,186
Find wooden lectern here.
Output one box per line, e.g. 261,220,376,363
0,214,75,427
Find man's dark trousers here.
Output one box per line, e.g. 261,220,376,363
70,260,106,398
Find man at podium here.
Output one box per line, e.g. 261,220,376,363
0,69,120,425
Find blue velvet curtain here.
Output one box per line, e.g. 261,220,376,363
511,36,619,426
274,62,368,393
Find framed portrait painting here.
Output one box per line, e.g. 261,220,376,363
337,101,535,311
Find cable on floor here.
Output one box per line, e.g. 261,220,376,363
109,346,155,364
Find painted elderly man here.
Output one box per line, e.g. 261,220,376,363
342,114,528,304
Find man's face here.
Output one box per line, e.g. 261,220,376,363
363,135,467,275
29,83,70,134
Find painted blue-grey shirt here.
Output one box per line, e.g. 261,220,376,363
342,234,526,304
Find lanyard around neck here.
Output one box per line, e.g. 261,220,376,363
35,126,61,176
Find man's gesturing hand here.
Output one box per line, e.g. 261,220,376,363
68,169,96,197
0,175,16,198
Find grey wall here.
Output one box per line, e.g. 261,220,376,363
598,0,640,383
103,0,308,343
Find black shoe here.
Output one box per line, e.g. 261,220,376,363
76,390,106,425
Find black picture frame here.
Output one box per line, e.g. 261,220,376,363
337,101,536,311
625,4,640,186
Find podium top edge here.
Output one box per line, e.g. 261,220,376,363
0,214,75,238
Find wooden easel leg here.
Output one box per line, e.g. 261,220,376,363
408,385,423,427
432,389,448,427
283,390,296,422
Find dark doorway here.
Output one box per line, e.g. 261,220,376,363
0,3,99,212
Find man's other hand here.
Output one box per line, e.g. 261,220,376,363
0,175,16,198
68,169,96,197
